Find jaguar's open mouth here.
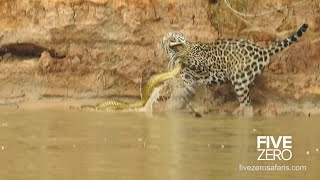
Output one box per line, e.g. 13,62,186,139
169,42,184,52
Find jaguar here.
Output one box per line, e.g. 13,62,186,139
161,24,309,113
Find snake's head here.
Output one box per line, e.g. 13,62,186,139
160,32,189,67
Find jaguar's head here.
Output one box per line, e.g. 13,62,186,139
160,32,188,61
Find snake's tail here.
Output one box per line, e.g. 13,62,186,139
80,64,183,110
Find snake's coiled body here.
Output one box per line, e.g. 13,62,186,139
81,64,182,110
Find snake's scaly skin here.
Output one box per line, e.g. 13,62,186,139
81,64,182,110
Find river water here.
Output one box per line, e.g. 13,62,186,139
0,109,319,179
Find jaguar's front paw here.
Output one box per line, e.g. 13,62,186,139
233,104,253,117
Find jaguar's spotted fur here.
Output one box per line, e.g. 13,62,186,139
161,24,308,109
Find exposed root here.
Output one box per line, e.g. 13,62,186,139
224,0,305,18
223,0,307,30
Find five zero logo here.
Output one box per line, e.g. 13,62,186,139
257,136,292,161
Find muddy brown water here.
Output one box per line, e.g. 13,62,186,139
0,109,319,180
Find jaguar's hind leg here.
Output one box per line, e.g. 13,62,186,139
232,82,253,117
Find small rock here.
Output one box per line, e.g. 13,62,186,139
194,112,202,118
38,51,53,73
70,56,81,65
3,53,12,62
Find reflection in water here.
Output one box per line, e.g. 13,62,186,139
0,109,319,179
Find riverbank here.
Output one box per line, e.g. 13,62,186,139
0,0,319,117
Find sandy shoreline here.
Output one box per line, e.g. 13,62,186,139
0,98,319,118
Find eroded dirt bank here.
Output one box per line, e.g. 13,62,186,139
0,0,320,116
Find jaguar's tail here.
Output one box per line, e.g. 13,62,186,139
268,24,308,56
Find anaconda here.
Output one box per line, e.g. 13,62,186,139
81,63,182,110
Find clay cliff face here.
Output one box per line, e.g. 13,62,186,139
0,0,319,113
